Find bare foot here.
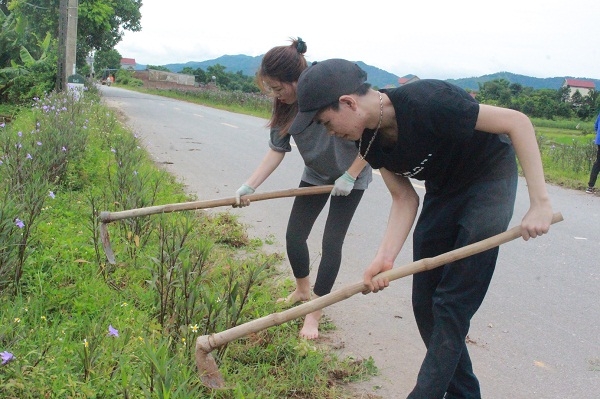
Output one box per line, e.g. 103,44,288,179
276,289,310,305
277,277,312,305
299,310,322,340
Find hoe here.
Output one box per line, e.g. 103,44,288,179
98,185,333,264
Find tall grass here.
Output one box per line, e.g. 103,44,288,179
141,87,273,118
531,117,595,132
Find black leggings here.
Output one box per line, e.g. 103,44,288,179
588,145,600,188
285,181,364,297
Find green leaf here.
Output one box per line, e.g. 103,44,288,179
19,45,35,65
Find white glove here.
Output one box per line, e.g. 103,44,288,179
235,184,255,207
331,171,356,196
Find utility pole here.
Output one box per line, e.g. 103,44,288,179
56,0,78,91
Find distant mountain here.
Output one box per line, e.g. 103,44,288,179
354,61,400,88
136,55,600,91
164,54,263,78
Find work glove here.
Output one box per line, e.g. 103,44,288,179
235,184,255,207
331,171,356,196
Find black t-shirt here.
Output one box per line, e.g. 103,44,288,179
360,80,516,194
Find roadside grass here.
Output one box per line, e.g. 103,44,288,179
532,118,597,189
131,86,272,119
0,87,376,398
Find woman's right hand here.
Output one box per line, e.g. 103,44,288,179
234,184,255,207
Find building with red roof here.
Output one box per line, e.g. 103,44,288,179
120,58,136,71
563,78,595,98
398,74,420,86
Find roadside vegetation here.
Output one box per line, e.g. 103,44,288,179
0,86,376,398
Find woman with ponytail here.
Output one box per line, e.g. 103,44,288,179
234,38,372,339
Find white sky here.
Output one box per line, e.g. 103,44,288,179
115,0,600,80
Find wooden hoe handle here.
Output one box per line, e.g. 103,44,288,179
203,212,564,351
99,185,334,223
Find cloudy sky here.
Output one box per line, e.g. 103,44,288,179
115,0,600,80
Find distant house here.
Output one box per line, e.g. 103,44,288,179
120,58,136,71
563,78,595,98
398,74,420,86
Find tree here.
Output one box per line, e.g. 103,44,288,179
77,0,142,58
509,82,523,97
94,48,122,71
146,65,170,72
5,0,141,68
0,3,45,69
0,7,57,103
193,67,207,84
1,0,141,103
180,66,208,85
180,67,195,75
477,79,512,107
557,86,571,103
206,64,229,88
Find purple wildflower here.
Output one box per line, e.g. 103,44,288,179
1,351,15,365
49,191,55,199
18,131,22,137
108,325,119,337
0,123,5,128
26,153,32,160
61,146,67,152
37,141,42,146
15,218,24,228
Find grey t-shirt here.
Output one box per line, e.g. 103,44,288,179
269,123,372,189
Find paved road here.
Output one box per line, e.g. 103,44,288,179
100,85,600,399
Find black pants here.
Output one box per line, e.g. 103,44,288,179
285,181,364,297
408,174,517,399
588,145,600,188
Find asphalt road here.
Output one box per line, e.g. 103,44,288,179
100,85,599,399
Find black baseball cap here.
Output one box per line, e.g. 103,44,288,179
289,59,367,134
